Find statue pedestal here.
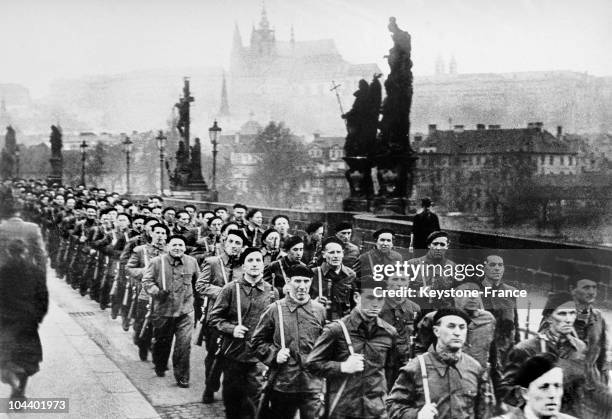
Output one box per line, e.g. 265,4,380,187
343,197,370,212
48,156,63,186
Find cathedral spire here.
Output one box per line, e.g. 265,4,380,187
259,2,269,30
232,22,242,49
218,72,230,116
290,25,295,44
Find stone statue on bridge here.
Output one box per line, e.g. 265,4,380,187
50,125,62,157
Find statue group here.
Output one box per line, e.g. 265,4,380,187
343,17,417,214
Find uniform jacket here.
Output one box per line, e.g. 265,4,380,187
263,256,307,298
126,243,165,300
342,241,360,269
501,332,587,417
310,262,356,321
306,308,398,419
195,248,243,301
208,275,278,363
416,309,496,368
387,346,492,419
539,306,609,386
251,296,326,393
142,253,199,318
406,254,457,310
354,248,403,280
379,298,421,361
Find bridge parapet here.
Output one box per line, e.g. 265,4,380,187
136,196,612,307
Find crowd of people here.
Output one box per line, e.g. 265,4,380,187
1,178,610,419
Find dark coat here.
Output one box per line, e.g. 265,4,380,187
0,255,48,376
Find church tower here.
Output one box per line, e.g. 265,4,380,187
230,23,244,75
218,72,230,116
250,4,275,56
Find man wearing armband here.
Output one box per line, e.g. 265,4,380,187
251,264,327,419
306,277,398,419
142,235,199,387
387,307,493,419
207,247,278,419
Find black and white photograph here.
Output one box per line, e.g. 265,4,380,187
1,0,611,417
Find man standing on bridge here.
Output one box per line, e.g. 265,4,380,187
208,247,278,419
142,235,199,387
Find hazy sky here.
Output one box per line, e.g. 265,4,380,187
2,0,611,98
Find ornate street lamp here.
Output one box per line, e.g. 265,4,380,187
155,131,167,196
80,140,88,186
208,120,222,194
122,135,133,195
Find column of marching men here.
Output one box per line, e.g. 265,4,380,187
7,178,611,419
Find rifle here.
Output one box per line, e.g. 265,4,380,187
109,262,121,297
139,297,153,339
127,284,138,320
255,302,285,419
524,300,531,340
195,296,209,346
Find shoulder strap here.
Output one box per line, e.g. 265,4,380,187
277,302,286,349
538,334,547,353
417,354,431,404
160,255,166,290
235,281,242,326
336,319,354,355
317,267,323,299
367,252,374,272
220,257,229,285
278,259,288,283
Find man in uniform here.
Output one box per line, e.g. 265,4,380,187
271,215,293,249
354,228,402,280
302,222,324,267
539,275,609,385
334,222,360,268
306,277,398,419
501,292,589,418
415,280,496,369
406,231,456,312
142,235,199,387
195,229,246,403
387,307,494,419
263,235,307,298
126,222,169,361
310,237,357,321
481,254,521,405
379,274,421,386
251,265,327,419
208,247,278,419
231,203,248,228
491,354,577,419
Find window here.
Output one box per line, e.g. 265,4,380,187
560,156,565,165
549,155,554,165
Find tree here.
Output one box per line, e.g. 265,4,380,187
251,122,308,208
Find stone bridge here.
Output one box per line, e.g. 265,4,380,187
152,197,612,308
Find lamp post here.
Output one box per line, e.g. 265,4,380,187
122,135,133,195
208,120,222,195
14,145,20,179
155,131,167,196
80,140,88,186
